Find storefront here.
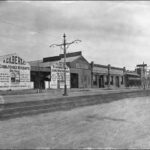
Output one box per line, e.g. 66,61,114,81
0,53,33,90
124,71,141,88
29,60,70,89
91,62,125,88
43,51,91,89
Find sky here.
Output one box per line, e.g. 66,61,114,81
0,1,150,70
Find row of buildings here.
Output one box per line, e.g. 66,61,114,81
0,51,147,90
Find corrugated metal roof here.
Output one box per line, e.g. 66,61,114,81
29,55,81,68
60,56,80,63
43,51,82,62
39,61,59,67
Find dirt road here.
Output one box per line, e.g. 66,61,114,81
0,96,150,149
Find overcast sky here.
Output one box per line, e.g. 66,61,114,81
1,1,150,70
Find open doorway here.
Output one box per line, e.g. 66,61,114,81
71,73,78,88
115,76,120,87
99,75,104,88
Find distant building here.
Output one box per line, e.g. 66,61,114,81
124,70,141,88
91,62,125,88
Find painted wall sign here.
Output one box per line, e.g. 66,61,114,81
0,53,33,90
50,62,70,89
3,55,25,65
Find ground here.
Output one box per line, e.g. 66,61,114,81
1,96,150,149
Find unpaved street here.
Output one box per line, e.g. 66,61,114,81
1,96,150,149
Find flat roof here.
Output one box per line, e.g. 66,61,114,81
94,64,124,71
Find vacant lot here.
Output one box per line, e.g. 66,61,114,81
0,96,150,149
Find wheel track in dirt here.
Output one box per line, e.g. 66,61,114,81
0,90,150,120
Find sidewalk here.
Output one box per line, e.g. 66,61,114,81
0,87,146,104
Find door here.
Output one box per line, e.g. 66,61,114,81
99,75,104,88
71,73,78,88
115,76,120,87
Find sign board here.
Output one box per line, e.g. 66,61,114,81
0,53,33,90
50,62,70,89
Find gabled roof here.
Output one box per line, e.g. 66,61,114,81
29,51,89,68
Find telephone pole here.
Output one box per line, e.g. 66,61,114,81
49,34,81,96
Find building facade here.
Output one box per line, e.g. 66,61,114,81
124,70,141,88
49,62,70,89
29,51,91,89
91,62,125,88
0,53,33,90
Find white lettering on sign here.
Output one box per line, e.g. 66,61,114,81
3,56,26,65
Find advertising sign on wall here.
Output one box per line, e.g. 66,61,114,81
0,53,33,90
50,62,70,89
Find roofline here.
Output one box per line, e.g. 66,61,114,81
94,64,124,70
43,51,82,62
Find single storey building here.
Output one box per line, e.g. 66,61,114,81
91,62,125,88
0,53,33,90
29,51,91,89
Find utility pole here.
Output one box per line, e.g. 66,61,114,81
49,34,81,96
137,62,147,90
37,60,40,93
107,64,111,89
63,34,67,96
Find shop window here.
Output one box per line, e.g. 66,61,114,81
121,76,124,84
111,76,113,85
93,75,97,85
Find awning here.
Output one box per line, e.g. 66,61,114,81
128,77,141,80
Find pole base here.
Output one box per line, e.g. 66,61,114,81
63,84,68,96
